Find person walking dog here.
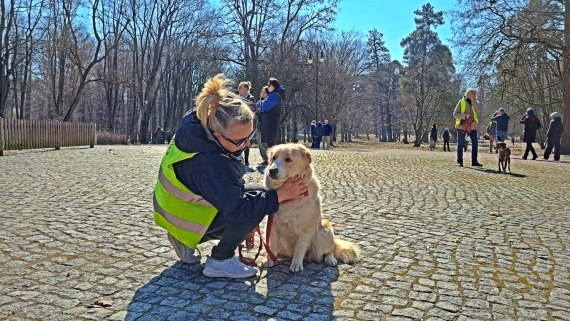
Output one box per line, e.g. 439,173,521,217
453,88,483,167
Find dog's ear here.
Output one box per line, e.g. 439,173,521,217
297,144,312,164
267,146,275,163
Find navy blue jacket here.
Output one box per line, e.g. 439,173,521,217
259,86,284,144
172,110,279,224
323,124,332,136
491,113,510,131
430,127,437,140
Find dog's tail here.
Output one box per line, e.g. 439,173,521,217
333,238,359,263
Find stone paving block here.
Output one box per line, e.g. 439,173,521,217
1,146,569,320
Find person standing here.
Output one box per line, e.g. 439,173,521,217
442,128,450,151
453,88,483,167
429,123,438,151
153,74,307,278
165,128,173,144
313,121,324,150
259,77,284,149
310,120,317,149
322,120,332,150
543,112,564,161
256,86,269,165
238,81,257,165
491,108,510,142
520,108,542,160
152,129,158,144
156,126,164,144
486,121,497,153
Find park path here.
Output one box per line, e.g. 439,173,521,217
0,145,569,320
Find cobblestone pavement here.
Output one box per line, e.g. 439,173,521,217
1,145,569,321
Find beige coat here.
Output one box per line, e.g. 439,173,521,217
453,99,481,131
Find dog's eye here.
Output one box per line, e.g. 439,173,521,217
285,157,292,162
272,156,277,160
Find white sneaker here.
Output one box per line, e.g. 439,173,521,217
203,256,258,278
167,233,201,264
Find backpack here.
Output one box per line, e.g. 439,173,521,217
314,126,324,137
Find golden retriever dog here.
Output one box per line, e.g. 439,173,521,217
495,142,511,173
262,144,359,272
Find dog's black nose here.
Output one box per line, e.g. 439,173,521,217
269,168,278,177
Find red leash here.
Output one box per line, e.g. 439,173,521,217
238,215,277,265
238,190,309,265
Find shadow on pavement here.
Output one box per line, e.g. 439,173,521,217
125,260,339,320
467,167,527,178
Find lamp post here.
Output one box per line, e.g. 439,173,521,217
307,50,325,123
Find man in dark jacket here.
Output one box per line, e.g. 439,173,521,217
238,81,257,165
310,120,316,149
313,121,324,150
322,120,332,150
442,128,450,151
259,77,284,148
491,108,510,142
520,108,542,160
543,112,564,161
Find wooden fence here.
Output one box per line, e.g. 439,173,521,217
0,118,96,156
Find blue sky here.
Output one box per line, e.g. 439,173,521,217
334,0,456,62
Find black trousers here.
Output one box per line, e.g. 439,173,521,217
313,136,322,149
443,140,450,151
523,141,537,158
544,136,561,161
200,183,267,261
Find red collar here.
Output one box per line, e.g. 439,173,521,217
280,190,309,204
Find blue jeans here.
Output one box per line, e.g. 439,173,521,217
496,130,507,142
200,183,268,260
457,130,479,165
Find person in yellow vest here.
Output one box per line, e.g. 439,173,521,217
453,88,483,167
153,74,308,278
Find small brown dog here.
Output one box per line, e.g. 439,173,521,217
495,142,511,173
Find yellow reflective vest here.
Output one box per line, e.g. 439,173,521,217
455,99,479,126
153,136,218,249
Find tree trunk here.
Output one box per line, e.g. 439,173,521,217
386,106,393,141
562,0,570,154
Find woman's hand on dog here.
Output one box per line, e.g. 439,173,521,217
276,177,308,203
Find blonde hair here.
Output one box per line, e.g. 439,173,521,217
196,74,254,136
464,88,477,97
239,81,251,91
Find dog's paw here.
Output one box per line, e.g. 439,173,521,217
289,262,304,272
260,258,275,268
324,253,337,266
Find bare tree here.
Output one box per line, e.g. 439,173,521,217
61,0,128,122
0,0,16,118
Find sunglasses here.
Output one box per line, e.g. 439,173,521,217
218,127,256,149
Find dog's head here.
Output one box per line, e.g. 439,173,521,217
495,142,508,151
265,144,312,188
